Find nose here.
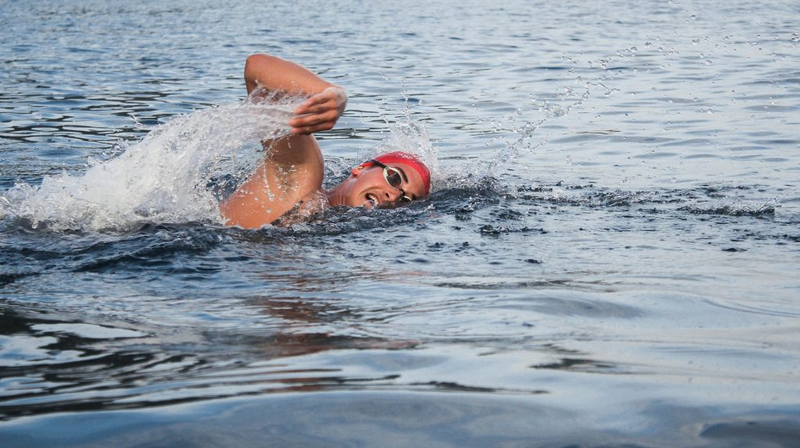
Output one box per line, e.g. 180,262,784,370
384,189,402,202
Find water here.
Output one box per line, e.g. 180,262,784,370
2,0,799,446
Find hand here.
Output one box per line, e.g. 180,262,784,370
289,86,347,134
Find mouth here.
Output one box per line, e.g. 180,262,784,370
363,192,380,208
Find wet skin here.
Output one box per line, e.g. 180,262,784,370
220,54,426,229
327,161,427,209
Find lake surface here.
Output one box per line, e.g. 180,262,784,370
1,0,799,446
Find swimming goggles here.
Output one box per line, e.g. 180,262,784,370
368,159,412,204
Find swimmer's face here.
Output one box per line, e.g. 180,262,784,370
338,160,427,208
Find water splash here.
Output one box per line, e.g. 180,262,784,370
0,96,304,232
361,119,439,186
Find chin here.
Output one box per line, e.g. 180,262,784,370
343,194,362,207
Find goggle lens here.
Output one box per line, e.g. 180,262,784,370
384,168,403,189
369,159,414,205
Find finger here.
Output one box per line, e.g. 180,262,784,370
294,98,336,115
291,122,334,135
301,91,333,107
289,114,336,130
290,117,332,131
295,100,336,115
289,111,337,128
291,110,337,127
290,120,333,133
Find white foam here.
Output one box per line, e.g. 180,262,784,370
1,98,302,232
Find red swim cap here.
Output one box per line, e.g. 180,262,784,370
372,151,431,196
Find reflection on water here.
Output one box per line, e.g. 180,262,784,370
2,0,800,445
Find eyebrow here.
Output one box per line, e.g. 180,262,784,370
394,166,409,184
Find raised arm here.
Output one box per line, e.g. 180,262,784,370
244,53,347,134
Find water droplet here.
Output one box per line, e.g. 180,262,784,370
692,38,700,44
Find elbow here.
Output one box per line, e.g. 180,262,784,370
245,53,269,77
244,54,275,93
246,53,271,68
245,53,283,73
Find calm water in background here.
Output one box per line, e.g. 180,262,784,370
1,0,800,446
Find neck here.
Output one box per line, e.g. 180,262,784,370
325,185,346,207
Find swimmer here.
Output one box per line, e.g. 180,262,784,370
220,54,431,229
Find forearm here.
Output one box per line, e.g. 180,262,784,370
244,53,338,96
244,53,347,134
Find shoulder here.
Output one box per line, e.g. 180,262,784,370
264,135,324,196
265,135,323,173
219,135,325,229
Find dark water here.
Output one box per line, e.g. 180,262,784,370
2,0,799,446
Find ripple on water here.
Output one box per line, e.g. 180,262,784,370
1,0,800,444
